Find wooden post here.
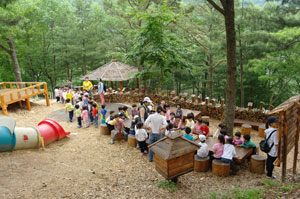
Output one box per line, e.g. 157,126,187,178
44,83,50,107
248,102,253,111
0,95,8,115
191,95,196,103
293,106,300,174
3,83,6,89
25,98,31,111
277,112,283,166
211,98,216,106
197,95,202,104
221,98,225,107
269,105,274,111
119,81,123,91
205,97,209,105
282,111,288,182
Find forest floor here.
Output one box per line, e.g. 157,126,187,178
0,99,299,199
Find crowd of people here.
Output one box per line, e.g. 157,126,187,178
55,77,279,178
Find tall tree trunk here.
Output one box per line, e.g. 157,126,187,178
172,71,176,91
83,39,87,75
209,53,213,99
0,39,22,82
202,71,208,98
238,25,244,108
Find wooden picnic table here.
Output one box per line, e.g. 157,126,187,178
195,137,253,164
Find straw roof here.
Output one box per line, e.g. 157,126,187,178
80,60,138,81
149,131,199,160
268,95,300,114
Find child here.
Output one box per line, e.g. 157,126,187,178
135,122,148,154
221,137,236,170
106,111,116,132
239,134,257,155
214,123,225,138
131,104,138,118
173,115,182,129
265,116,279,179
130,115,139,134
160,109,167,120
220,129,229,142
83,94,89,106
54,87,60,103
92,103,98,128
100,105,107,124
233,132,243,145
193,118,202,135
183,127,193,141
77,97,83,110
123,106,130,119
169,112,176,124
185,113,195,130
200,120,210,137
75,104,82,128
81,106,89,128
197,135,209,158
118,106,124,115
165,123,175,136
110,114,128,144
62,89,67,104
165,104,171,122
65,99,74,122
176,104,183,119
88,101,94,123
210,134,225,162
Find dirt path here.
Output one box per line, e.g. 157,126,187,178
0,99,299,199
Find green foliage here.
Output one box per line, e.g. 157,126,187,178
209,187,264,199
156,180,178,192
262,178,277,188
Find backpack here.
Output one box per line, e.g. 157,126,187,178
103,84,107,92
259,130,276,153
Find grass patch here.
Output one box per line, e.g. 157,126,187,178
262,178,277,188
209,187,264,199
157,180,178,192
280,185,293,192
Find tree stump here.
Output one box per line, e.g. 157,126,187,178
111,131,124,141
212,159,230,177
241,124,252,135
250,155,266,174
194,155,210,172
258,125,266,138
201,116,210,123
128,134,137,147
100,125,110,135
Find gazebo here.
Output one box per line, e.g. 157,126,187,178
81,60,139,90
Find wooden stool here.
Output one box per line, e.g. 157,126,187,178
201,116,210,123
110,131,124,141
250,155,266,174
241,124,252,135
128,134,137,147
212,159,230,177
100,125,110,135
258,125,266,138
194,155,210,172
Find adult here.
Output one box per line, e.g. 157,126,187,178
139,97,151,123
82,77,93,96
145,106,168,162
66,79,72,89
98,78,105,105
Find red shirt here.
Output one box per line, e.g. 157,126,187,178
200,126,209,136
92,108,98,117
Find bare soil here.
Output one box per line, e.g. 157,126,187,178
0,99,299,199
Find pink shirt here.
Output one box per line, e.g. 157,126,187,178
193,123,202,134
233,137,243,145
173,119,182,129
82,110,88,120
213,143,224,158
166,110,171,121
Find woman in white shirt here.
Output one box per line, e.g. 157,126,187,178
265,117,279,179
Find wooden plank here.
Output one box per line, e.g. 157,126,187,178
168,152,194,170
168,162,194,178
293,107,300,174
282,112,288,182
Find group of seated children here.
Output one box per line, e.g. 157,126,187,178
195,125,257,172
64,90,107,129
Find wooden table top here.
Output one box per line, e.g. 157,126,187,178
195,137,253,164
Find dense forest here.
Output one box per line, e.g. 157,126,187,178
0,0,300,109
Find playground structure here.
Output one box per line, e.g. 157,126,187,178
0,117,70,152
0,82,50,115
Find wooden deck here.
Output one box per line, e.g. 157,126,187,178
0,82,50,115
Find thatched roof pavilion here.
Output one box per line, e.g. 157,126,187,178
81,60,139,89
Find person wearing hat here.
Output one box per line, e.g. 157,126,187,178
139,97,152,123
197,135,209,158
98,78,105,105
265,116,279,179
